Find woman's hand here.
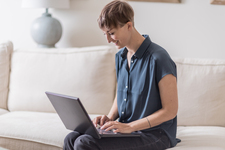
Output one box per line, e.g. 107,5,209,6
101,121,133,133
92,115,112,127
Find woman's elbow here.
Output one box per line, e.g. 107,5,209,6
170,106,178,120
166,104,178,120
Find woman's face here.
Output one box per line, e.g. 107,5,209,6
102,23,131,49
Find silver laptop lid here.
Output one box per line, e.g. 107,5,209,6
45,91,101,139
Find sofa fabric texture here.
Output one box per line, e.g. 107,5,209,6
0,111,70,149
0,41,13,111
8,46,117,114
172,126,225,149
174,58,225,126
0,111,99,150
0,109,8,116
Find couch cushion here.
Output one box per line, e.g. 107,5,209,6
173,58,225,126
8,46,117,114
0,111,69,150
172,126,225,149
0,111,101,150
0,41,13,110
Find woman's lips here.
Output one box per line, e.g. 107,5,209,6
114,41,119,45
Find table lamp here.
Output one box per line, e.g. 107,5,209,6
22,0,70,48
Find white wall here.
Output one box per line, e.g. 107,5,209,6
1,0,225,59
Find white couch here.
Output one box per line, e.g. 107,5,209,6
0,41,225,150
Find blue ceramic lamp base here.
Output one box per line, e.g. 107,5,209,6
31,9,62,48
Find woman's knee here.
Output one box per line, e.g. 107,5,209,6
64,132,78,142
74,135,98,150
64,131,80,150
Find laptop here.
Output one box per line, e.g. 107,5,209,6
45,91,140,139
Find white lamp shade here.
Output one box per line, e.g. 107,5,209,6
22,0,70,9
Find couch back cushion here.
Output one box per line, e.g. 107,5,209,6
174,58,225,126
8,46,117,114
0,41,13,110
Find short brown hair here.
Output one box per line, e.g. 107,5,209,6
97,0,134,29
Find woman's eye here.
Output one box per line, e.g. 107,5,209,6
109,32,114,35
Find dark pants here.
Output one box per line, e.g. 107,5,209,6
63,128,171,150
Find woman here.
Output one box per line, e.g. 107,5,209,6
64,0,179,149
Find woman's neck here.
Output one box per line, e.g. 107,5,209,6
126,29,145,55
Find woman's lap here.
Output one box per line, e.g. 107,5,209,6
64,128,171,150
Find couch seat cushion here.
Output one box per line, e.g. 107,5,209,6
0,111,70,149
0,111,101,150
172,126,225,149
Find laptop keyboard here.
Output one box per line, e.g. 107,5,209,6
96,128,117,134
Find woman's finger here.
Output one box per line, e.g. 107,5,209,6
99,115,113,126
113,129,119,133
101,121,117,130
104,125,116,131
92,116,102,127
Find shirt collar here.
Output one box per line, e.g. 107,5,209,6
120,35,151,59
121,47,128,59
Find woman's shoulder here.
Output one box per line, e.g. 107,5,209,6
149,43,172,62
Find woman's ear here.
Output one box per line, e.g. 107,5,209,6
127,22,133,30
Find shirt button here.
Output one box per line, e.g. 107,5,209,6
122,112,124,114
126,86,128,88
131,60,133,63
124,99,126,101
